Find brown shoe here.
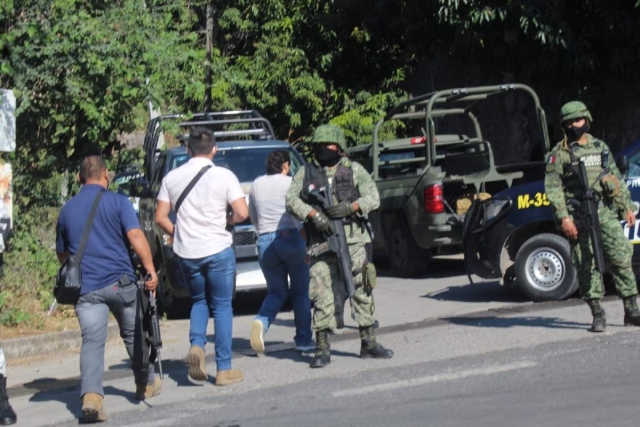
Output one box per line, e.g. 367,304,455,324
135,376,162,400
215,369,244,386
81,392,107,423
250,319,265,354
187,346,207,381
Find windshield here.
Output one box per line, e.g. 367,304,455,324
171,146,303,182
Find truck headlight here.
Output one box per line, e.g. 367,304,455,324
483,198,510,223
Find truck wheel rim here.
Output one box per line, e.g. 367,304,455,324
525,247,565,292
156,262,173,306
391,230,408,268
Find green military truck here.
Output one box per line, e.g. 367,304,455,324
348,84,551,277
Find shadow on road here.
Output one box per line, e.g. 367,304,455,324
378,257,468,280
26,380,138,423
443,315,589,330
424,280,528,304
265,347,362,365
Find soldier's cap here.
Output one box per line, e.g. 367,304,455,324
311,124,347,151
560,101,593,124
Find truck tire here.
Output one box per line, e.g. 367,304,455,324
514,233,578,302
387,220,429,278
155,259,190,319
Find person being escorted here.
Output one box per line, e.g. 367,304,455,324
249,150,314,354
545,101,640,332
0,346,16,425
286,124,393,368
56,156,160,423
156,127,248,385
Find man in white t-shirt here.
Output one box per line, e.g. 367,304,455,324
155,127,248,386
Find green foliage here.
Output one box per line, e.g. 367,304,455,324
331,90,407,146
0,206,60,327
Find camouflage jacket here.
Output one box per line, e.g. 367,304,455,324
286,157,380,245
544,134,634,222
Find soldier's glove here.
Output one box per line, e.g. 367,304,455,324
312,212,335,235
326,202,355,219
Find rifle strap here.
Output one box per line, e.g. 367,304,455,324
175,165,212,213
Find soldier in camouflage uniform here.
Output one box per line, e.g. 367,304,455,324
545,101,640,332
286,124,393,368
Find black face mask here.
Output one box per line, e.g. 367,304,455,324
566,123,588,142
314,145,341,167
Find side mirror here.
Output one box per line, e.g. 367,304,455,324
129,179,152,198
617,155,629,176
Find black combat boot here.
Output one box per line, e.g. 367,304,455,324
359,325,394,359
586,299,606,333
622,295,640,326
0,374,17,426
309,330,331,369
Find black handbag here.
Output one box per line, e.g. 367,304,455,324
54,190,105,305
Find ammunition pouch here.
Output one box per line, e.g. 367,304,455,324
363,262,377,291
601,174,621,198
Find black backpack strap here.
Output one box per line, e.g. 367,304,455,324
175,165,212,213
73,190,105,267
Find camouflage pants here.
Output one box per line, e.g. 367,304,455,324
309,243,375,332
572,205,638,300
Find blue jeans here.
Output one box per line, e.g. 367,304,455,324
177,247,235,372
75,277,154,397
255,229,312,346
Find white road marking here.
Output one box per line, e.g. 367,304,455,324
332,360,537,397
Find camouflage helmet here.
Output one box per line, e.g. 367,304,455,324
560,101,593,124
311,124,347,152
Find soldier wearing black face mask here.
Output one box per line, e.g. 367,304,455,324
286,124,392,368
313,144,343,167
545,101,640,333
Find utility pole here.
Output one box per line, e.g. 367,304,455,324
203,3,214,112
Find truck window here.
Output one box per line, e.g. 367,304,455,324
170,147,303,183
628,149,640,178
378,150,419,178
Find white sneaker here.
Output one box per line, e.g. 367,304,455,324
250,319,265,353
295,342,315,353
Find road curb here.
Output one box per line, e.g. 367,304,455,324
2,323,120,360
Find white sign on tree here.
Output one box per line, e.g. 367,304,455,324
0,89,16,152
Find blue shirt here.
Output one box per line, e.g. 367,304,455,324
56,184,140,295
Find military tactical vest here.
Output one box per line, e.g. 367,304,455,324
300,162,364,239
558,139,610,199
301,162,361,207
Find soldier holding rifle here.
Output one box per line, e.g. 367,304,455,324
286,124,393,368
545,101,640,332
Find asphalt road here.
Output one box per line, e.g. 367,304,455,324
8,257,640,426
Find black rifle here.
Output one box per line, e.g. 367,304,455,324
309,173,357,301
137,275,164,379
568,149,611,274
